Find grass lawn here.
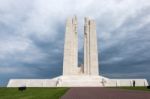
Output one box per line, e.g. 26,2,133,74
118,87,150,91
0,87,69,99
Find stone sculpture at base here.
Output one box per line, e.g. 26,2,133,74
7,16,149,87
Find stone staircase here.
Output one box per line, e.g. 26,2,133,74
57,75,109,87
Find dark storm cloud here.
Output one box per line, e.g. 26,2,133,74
99,5,150,81
0,0,150,86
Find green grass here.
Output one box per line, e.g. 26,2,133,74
0,87,69,99
117,87,150,91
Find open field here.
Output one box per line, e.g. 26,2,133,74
0,87,69,99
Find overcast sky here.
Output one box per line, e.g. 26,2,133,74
0,0,150,86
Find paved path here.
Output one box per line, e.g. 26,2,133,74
61,87,150,99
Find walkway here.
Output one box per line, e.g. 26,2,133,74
61,87,150,99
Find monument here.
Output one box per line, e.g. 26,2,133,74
7,16,149,87
63,16,99,76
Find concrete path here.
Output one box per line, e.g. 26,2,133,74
61,87,150,99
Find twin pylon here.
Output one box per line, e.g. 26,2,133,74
63,16,99,75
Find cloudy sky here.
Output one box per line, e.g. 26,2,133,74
0,0,150,86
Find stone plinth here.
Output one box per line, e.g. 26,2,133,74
7,76,148,87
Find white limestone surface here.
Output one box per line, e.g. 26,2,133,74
7,76,149,87
107,79,148,87
7,79,58,87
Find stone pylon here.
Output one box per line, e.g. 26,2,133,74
63,16,99,75
84,17,99,75
63,16,78,75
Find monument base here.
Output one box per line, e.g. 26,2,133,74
7,75,149,87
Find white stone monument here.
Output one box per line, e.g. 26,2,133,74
7,16,149,87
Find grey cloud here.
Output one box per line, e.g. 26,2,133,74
0,0,150,86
